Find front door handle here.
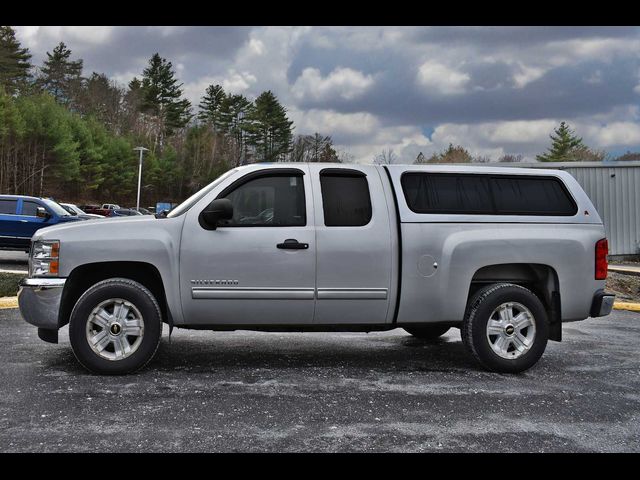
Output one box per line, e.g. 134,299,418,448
277,239,309,250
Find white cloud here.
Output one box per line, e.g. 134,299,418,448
289,108,380,139
513,63,547,88
183,70,257,106
416,60,470,95
485,120,558,144
583,122,640,147
288,107,432,164
248,38,265,56
291,67,374,101
584,69,603,85
14,26,114,47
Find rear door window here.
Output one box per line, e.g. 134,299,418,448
320,170,372,226
0,200,17,215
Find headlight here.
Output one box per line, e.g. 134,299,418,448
30,240,60,277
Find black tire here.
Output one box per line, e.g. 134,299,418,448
403,324,450,340
69,278,162,375
461,283,549,373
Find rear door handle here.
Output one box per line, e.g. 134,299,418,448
277,239,309,250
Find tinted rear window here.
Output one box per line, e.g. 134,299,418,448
320,171,372,226
401,173,577,216
490,176,577,215
401,174,493,214
0,200,17,215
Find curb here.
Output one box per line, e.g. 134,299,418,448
609,267,640,277
0,296,18,309
613,301,640,312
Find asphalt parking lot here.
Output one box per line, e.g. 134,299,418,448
0,307,639,453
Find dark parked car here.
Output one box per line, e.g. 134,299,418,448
107,208,144,217
0,195,86,251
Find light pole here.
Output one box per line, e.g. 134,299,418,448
133,147,149,212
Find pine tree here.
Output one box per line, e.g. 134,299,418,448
536,122,585,162
217,94,252,164
426,144,472,163
76,72,123,131
289,133,339,162
198,84,226,125
38,42,83,105
140,53,192,139
0,26,32,95
245,91,293,163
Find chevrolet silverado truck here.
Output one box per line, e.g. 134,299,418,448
18,163,615,374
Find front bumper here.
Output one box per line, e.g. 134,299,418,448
18,278,66,329
590,290,615,317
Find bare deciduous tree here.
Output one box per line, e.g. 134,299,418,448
373,147,398,165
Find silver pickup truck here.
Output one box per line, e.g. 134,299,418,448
18,163,615,374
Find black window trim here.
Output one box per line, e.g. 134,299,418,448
211,168,307,228
400,171,578,217
319,167,367,178
319,168,373,227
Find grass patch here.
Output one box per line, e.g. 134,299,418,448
0,272,24,297
607,271,640,303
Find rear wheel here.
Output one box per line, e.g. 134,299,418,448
403,324,450,340
461,283,549,373
69,278,162,374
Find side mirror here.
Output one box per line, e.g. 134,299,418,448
199,198,233,230
36,207,50,219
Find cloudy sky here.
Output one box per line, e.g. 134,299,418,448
13,26,640,163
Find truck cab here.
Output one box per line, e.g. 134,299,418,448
17,163,614,375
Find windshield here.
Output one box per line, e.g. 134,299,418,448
61,204,76,215
167,169,238,218
63,203,84,215
43,199,71,216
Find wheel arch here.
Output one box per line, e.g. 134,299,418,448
467,263,562,341
59,261,173,331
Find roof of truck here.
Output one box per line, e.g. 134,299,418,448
0,194,51,201
234,162,577,179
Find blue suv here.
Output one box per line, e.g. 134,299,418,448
0,195,86,251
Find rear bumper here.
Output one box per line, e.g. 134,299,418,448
17,278,66,329
590,290,615,317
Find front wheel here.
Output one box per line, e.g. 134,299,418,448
69,278,162,374
461,283,549,373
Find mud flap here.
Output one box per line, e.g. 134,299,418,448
548,291,562,342
38,328,58,344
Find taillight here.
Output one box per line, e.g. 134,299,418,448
595,238,608,280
